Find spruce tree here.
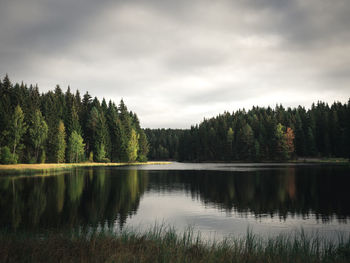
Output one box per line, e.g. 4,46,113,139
226,127,234,160
0,75,12,146
137,130,149,162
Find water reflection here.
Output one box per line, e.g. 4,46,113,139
0,168,148,231
147,166,350,222
0,165,349,232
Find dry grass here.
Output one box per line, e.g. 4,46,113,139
0,161,171,175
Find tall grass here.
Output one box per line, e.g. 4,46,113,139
0,225,349,263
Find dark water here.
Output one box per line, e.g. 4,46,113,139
0,163,349,240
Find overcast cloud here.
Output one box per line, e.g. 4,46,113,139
0,0,349,128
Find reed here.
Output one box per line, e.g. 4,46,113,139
0,226,349,263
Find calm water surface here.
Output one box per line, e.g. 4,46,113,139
0,162,349,240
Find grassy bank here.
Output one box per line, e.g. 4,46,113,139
0,161,171,175
1,227,349,263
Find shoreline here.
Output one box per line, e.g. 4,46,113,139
179,158,350,164
0,161,171,175
0,158,348,175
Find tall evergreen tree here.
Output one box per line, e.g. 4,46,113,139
226,127,234,160
0,75,12,146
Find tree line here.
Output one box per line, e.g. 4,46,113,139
0,75,149,164
146,100,350,161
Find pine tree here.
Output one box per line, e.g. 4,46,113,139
238,123,254,160
306,127,317,156
107,102,122,162
226,127,234,160
87,106,110,161
0,75,12,146
66,103,81,136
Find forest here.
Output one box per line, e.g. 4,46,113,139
146,101,350,161
0,75,149,164
1,74,350,164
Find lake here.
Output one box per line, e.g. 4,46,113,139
1,162,349,240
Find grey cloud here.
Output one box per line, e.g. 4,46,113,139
240,0,350,48
178,83,266,105
0,0,349,128
164,48,229,73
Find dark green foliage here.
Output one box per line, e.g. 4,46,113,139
0,75,147,164
0,146,16,164
145,129,184,160
147,102,350,162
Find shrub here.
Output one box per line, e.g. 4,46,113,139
0,146,17,164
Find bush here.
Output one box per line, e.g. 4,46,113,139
0,146,17,164
137,154,148,162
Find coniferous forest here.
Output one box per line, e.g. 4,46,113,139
0,75,149,164
1,74,350,164
146,101,350,162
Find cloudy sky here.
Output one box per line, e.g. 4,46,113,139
0,0,349,128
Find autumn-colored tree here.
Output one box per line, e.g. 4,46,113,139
285,127,295,158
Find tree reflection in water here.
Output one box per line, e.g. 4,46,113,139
0,165,349,232
0,168,148,231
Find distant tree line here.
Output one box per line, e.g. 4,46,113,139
0,75,149,164
146,100,350,161
144,129,184,160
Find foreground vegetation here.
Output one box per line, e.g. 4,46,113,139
0,226,349,263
